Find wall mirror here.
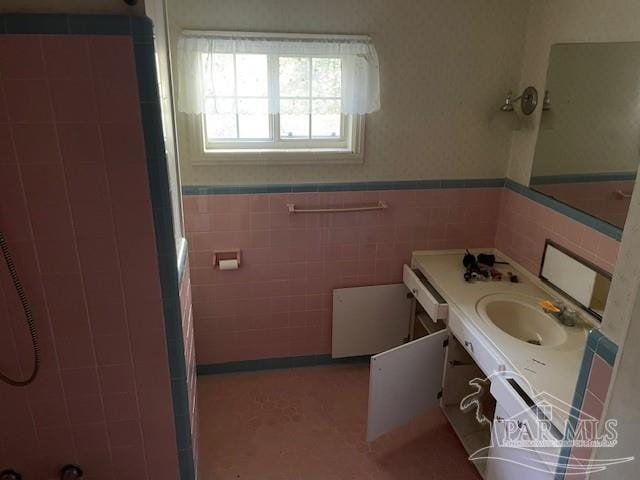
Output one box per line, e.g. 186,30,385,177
530,42,640,230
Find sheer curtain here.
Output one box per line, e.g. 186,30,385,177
176,31,380,116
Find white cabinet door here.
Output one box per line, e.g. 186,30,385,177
332,284,412,358
367,328,448,442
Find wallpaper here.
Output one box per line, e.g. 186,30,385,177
167,0,530,185
507,0,640,185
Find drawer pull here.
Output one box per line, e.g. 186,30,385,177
464,340,474,353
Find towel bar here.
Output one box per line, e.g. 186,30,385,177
287,201,388,214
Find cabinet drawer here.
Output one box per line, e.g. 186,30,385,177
448,308,503,377
403,264,448,321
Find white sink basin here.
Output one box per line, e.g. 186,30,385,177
475,293,568,348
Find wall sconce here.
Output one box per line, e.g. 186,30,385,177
490,86,539,131
540,90,556,130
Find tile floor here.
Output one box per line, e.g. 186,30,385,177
197,363,482,479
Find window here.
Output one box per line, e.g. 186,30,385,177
204,54,345,148
177,32,380,164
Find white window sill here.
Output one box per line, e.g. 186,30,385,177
191,149,364,166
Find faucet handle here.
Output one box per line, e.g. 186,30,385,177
540,299,562,313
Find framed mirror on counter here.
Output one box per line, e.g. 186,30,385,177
530,42,640,230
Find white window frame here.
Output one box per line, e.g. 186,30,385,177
186,33,366,166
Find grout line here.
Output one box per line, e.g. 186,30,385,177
41,34,112,472
87,35,150,479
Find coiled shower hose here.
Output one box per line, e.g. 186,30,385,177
0,230,40,386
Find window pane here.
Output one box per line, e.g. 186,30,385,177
204,53,235,97
236,54,268,96
204,97,236,115
280,99,310,138
238,98,270,139
312,58,341,97
281,98,310,115
312,100,341,137
205,114,237,140
280,115,309,138
279,57,310,97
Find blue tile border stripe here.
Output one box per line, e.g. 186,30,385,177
556,329,618,479
0,13,151,36
0,13,195,480
183,177,622,241
595,337,618,367
182,178,506,195
197,354,371,375
531,172,636,185
130,23,196,480
505,179,623,241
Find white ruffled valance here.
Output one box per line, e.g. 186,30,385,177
176,31,380,115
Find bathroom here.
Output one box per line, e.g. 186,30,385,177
0,0,639,479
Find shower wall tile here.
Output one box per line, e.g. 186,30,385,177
3,78,52,122
0,34,179,480
0,36,45,78
184,188,502,364
42,36,92,80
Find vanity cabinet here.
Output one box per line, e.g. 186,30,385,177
366,264,495,478
333,251,577,480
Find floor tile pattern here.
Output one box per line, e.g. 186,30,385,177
197,364,481,480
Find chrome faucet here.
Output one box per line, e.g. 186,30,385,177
540,300,578,327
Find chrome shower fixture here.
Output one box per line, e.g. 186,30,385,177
499,86,539,115
61,465,83,480
0,470,21,480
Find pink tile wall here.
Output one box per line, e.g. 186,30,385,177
496,188,620,275
179,259,198,467
534,180,633,229
0,35,179,479
184,188,502,364
567,354,613,469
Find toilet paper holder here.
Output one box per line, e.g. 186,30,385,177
213,249,241,269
